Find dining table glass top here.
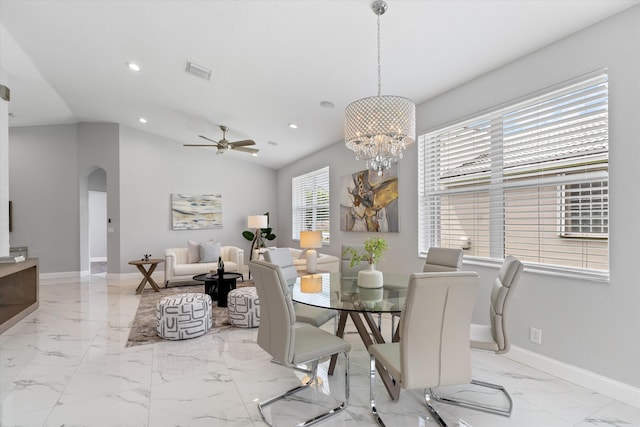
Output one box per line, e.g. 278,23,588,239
291,272,410,314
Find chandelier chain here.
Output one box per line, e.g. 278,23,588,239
377,12,382,97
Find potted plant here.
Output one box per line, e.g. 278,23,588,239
344,236,389,288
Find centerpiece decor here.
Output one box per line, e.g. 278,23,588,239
344,236,389,288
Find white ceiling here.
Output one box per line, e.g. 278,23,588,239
1,0,638,169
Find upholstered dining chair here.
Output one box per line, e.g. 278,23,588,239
390,247,464,337
264,248,337,328
422,247,464,273
369,271,481,427
430,255,524,417
340,244,369,278
249,260,351,426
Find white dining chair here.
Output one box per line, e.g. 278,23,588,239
249,259,351,426
430,255,524,417
369,271,481,426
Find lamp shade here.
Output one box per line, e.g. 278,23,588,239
300,230,322,249
248,215,268,229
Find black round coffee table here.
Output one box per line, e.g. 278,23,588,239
193,272,243,307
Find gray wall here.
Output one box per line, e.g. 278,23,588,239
9,123,278,274
116,125,278,271
276,6,640,388
9,124,80,272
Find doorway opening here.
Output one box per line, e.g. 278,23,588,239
88,168,107,275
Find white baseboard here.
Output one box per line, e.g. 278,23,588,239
39,271,163,281
40,271,84,280
508,345,640,408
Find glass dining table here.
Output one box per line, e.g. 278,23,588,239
292,272,410,400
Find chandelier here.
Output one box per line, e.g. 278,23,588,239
345,0,415,176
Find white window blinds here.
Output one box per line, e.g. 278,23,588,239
418,72,608,279
292,166,330,243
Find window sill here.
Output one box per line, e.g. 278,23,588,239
462,257,610,284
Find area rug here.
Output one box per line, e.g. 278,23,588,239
126,281,254,347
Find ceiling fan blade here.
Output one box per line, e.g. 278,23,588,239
183,144,220,147
229,139,256,147
198,135,220,144
232,146,259,154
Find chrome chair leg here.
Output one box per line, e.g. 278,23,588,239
391,315,397,340
430,379,513,417
259,351,349,427
370,353,386,427
370,354,449,427
425,392,448,427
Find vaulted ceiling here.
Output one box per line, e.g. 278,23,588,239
1,0,638,169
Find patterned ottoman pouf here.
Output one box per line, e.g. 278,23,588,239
227,287,260,328
156,293,213,340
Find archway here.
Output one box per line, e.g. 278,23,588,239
80,166,107,275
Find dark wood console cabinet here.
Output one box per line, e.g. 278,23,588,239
0,258,39,334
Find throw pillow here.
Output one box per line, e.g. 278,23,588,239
298,249,308,259
187,240,200,263
199,241,221,263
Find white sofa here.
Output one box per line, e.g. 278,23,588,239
164,246,244,287
286,248,339,273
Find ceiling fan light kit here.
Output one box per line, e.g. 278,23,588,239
183,125,259,156
344,0,415,176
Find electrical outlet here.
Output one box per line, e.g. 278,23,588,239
530,327,542,344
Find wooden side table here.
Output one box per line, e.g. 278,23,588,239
129,259,164,294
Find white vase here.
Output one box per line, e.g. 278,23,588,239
359,287,383,301
358,264,383,288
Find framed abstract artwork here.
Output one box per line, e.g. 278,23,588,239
171,193,222,230
340,164,398,232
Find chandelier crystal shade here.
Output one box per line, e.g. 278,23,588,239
345,0,415,176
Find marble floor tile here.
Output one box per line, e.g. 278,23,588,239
0,274,638,427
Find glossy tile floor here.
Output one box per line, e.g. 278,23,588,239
1,273,639,427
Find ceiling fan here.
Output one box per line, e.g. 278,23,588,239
183,125,258,155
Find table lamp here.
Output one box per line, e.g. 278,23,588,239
248,215,268,261
300,230,322,273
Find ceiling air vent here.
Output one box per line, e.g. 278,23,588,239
186,62,211,81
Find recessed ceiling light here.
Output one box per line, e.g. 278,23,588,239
252,152,258,157
138,117,147,124
127,62,141,72
267,141,278,146
288,123,298,129
320,101,335,109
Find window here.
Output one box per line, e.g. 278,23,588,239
292,166,330,243
418,72,609,279
561,181,608,238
